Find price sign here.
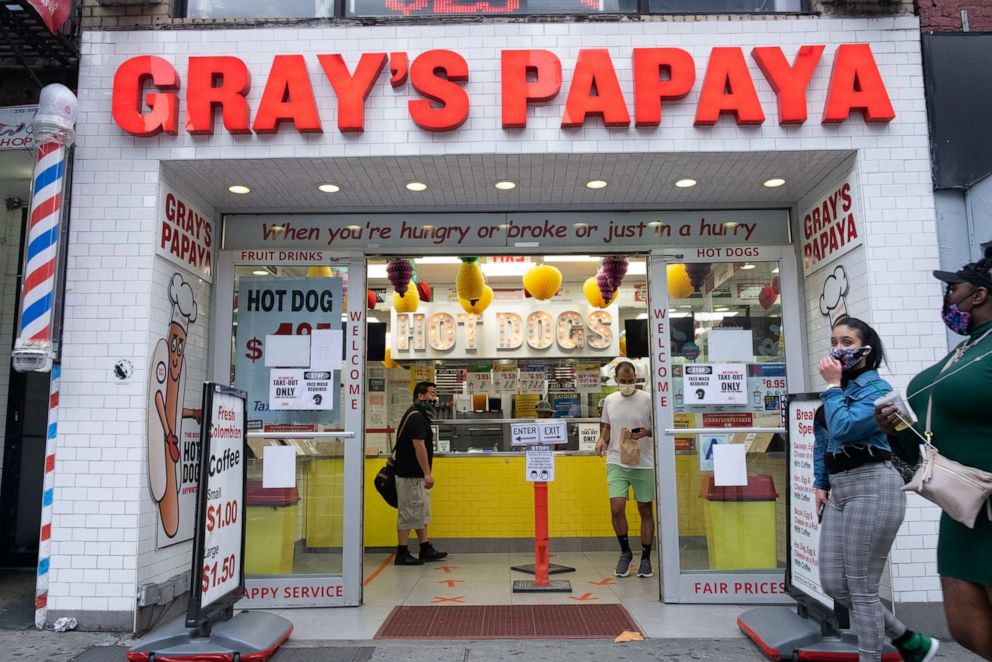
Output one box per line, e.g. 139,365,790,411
492,367,518,394
466,371,492,394
518,374,546,395
186,384,248,627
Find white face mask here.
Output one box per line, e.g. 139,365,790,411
619,383,636,396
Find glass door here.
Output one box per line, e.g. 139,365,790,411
211,254,366,607
648,248,803,603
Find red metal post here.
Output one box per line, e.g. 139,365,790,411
534,481,549,586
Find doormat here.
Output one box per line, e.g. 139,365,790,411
374,604,641,640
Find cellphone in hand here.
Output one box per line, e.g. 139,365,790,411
631,427,643,434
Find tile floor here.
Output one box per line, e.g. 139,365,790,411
272,552,750,640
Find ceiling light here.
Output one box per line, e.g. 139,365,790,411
481,262,531,277
763,178,786,188
724,222,738,229
585,180,608,190
318,183,340,193
772,267,780,274
494,180,517,191
675,178,697,188
406,181,428,192
346,224,361,231
573,223,588,229
715,307,730,312
544,255,600,263
416,257,461,264
251,269,268,276
741,264,756,270
367,265,388,279
228,185,250,194
647,221,663,228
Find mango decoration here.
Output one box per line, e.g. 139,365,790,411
306,266,334,277
667,263,694,300
382,347,401,369
392,287,420,313
583,276,618,308
456,257,486,303
459,285,493,314
522,264,562,301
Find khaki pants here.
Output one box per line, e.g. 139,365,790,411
396,477,431,530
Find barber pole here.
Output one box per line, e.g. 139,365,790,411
34,364,60,629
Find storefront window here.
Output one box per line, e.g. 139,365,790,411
232,264,350,577
648,0,803,11
346,0,637,18
669,260,787,573
185,0,335,19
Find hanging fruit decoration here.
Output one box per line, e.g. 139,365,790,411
602,255,629,290
522,264,563,301
459,285,494,315
619,333,628,357
772,276,781,295
456,257,487,303
759,285,778,310
667,264,694,299
386,258,414,296
583,276,618,308
393,287,420,313
417,281,433,302
685,263,711,292
367,290,377,309
596,269,614,303
306,266,334,277
382,347,402,370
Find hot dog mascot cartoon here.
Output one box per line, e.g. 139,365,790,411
148,273,202,538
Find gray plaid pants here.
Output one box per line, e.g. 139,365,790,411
819,462,908,662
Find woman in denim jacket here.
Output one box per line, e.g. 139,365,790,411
813,317,938,662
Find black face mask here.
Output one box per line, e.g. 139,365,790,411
416,399,436,416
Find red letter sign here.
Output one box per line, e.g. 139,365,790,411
753,45,824,125
562,49,630,129
501,49,562,129
185,56,251,135
822,44,895,124
633,48,695,127
253,55,322,134
409,50,470,132
694,47,765,126
112,56,179,137
318,53,388,133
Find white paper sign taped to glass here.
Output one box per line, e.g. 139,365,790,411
526,445,555,482
683,363,748,405
234,277,342,426
578,423,599,451
269,370,334,410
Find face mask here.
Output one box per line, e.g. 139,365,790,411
619,384,636,396
829,346,871,371
942,302,972,335
416,399,437,415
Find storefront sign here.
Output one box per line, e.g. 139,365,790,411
226,210,789,251
390,302,619,360
235,278,343,426
788,395,833,609
576,367,600,393
683,363,748,405
525,445,555,482
492,365,518,393
187,384,247,625
158,186,215,282
578,423,599,451
683,576,787,603
800,176,862,275
0,105,35,150
537,420,567,445
111,45,893,137
701,412,754,428
238,576,344,609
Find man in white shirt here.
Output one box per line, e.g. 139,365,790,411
595,361,655,578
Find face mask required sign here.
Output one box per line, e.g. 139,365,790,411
682,363,748,406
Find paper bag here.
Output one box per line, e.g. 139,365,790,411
620,428,641,465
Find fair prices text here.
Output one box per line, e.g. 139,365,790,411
693,581,787,595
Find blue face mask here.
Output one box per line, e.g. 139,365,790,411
942,302,972,336
830,346,871,371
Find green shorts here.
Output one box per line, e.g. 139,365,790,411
607,464,656,503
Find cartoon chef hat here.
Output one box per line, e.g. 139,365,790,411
169,274,198,333
818,265,849,327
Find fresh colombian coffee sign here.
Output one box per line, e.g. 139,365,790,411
111,44,894,137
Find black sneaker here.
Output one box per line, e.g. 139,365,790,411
394,550,424,566
419,542,448,562
615,551,634,577
637,556,653,578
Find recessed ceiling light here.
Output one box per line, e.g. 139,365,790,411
228,185,250,194
724,222,739,229
346,224,361,231
494,180,517,191
763,178,786,188
573,222,588,229
252,269,268,276
715,307,730,312
675,178,697,188
318,183,340,193
647,221,663,228
585,180,608,190
406,181,428,192
741,264,756,270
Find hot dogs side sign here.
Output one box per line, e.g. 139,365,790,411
112,45,893,137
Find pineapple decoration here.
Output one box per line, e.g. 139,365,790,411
392,288,419,313
456,257,487,304
459,285,494,314
667,264,694,299
522,264,562,301
307,266,334,277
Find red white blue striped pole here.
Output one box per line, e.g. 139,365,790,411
11,84,77,631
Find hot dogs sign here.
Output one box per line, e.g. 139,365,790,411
147,273,203,546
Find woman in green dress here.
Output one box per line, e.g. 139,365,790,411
876,257,992,660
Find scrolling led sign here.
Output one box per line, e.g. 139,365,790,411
112,44,894,137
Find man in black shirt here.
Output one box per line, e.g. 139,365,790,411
394,381,447,565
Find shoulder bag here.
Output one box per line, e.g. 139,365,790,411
900,332,992,529
373,409,422,509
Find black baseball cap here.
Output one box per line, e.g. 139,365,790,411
933,262,992,290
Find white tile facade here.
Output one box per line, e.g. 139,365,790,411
59,16,942,623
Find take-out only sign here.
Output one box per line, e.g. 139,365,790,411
112,44,894,137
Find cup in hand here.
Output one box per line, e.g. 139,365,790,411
873,391,916,432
